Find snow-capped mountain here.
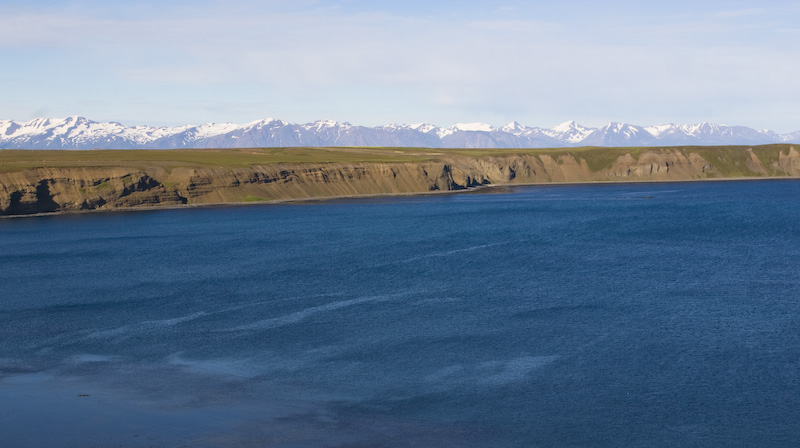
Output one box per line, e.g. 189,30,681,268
1,116,798,150
541,120,596,144
643,122,777,146
581,122,658,147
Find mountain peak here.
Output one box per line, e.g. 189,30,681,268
501,121,527,134
244,118,278,127
552,120,581,131
407,123,437,133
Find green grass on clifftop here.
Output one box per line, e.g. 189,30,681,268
0,144,796,175
0,147,435,173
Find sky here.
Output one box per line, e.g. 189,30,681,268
1,0,799,132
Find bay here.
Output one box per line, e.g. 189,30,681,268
2,180,800,447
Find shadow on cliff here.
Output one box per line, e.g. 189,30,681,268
4,181,59,215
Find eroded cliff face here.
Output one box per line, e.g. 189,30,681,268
2,147,799,216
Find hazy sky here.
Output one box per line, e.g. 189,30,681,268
2,0,799,131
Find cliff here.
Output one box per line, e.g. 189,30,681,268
2,145,799,216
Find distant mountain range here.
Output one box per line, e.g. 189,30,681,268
1,116,799,150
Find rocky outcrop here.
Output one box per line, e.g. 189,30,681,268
0,168,186,215
776,147,800,176
2,146,799,216
603,150,713,178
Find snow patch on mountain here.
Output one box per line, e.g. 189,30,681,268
452,122,494,132
406,123,438,133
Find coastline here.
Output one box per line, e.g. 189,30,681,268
2,145,799,218
3,175,798,220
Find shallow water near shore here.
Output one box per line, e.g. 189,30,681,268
2,180,800,447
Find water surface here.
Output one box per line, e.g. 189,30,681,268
2,180,800,447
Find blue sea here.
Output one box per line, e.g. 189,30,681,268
2,180,800,447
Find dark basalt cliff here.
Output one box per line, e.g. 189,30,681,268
2,146,799,216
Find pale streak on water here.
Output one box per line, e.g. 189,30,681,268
224,293,408,332
2,180,800,447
